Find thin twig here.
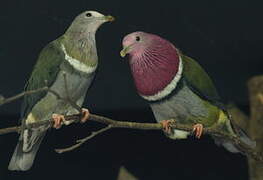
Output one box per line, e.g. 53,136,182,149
62,72,81,112
48,88,81,112
55,125,112,153
0,114,81,135
62,72,70,100
0,87,48,106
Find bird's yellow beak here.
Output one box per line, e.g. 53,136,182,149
104,15,115,22
120,46,131,57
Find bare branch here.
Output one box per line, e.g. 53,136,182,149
62,72,70,100
0,113,162,135
0,74,262,166
0,114,81,135
1,111,261,161
62,72,82,112
0,87,48,106
55,125,112,153
247,76,263,179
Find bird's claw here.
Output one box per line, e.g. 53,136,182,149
80,108,90,123
160,120,174,134
192,124,203,139
52,114,65,129
52,108,89,128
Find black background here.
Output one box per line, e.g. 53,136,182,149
0,0,262,179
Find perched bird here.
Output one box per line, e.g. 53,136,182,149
8,10,114,171
120,31,255,154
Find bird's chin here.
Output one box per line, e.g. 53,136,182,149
127,57,138,66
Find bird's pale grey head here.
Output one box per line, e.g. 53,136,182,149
66,10,114,34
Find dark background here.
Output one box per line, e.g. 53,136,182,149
0,0,262,179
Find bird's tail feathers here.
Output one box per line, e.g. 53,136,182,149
8,130,46,171
215,121,256,154
238,128,256,149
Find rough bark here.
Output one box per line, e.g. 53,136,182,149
247,76,263,180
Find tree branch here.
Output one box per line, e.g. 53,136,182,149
55,125,112,153
0,113,162,135
0,87,48,106
0,111,261,162
0,75,262,166
247,76,263,180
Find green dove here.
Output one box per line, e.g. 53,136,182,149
8,10,114,171
120,31,256,154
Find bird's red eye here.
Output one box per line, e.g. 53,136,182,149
136,36,140,41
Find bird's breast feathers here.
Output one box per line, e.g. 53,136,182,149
61,43,97,74
141,56,183,101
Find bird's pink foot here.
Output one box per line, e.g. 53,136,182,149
80,108,90,123
52,114,65,129
192,124,203,139
160,120,174,134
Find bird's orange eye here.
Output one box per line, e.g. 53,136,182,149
136,36,140,41
86,13,92,17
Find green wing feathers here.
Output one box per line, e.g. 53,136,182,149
180,53,226,126
180,53,221,103
21,40,64,118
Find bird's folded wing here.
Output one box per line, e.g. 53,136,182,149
21,38,65,121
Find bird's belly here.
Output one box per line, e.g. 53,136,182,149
26,70,94,124
150,84,209,124
50,70,94,102
150,85,210,139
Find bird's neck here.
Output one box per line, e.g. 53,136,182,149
130,48,183,102
61,32,98,68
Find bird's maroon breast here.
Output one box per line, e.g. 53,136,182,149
130,48,180,97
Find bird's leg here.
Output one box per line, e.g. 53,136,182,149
52,114,65,129
52,108,90,128
160,120,174,134
80,108,90,123
192,124,203,139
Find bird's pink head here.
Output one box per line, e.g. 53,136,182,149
121,32,155,61
120,31,181,99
